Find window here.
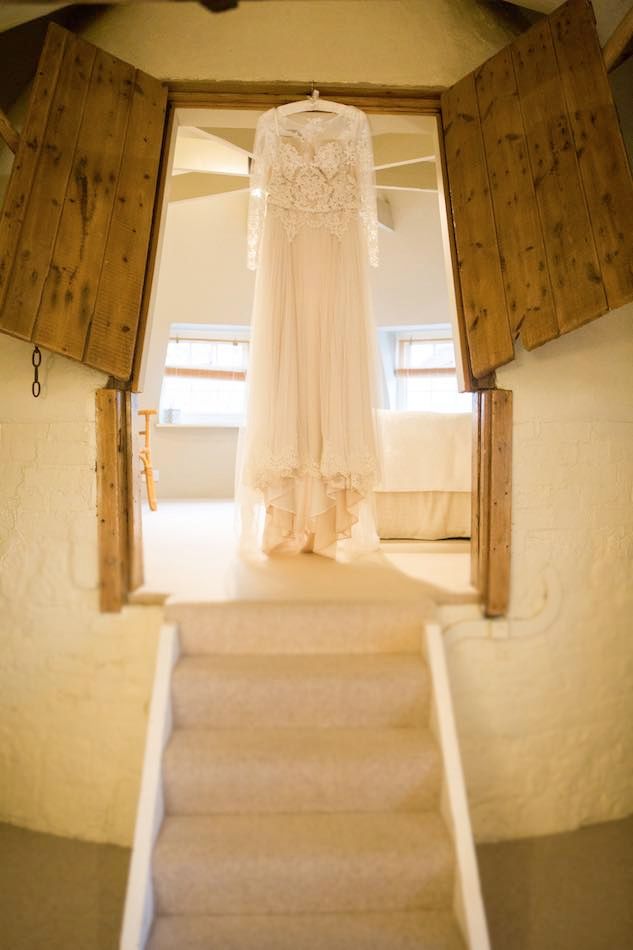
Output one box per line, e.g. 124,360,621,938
395,331,471,413
158,326,249,426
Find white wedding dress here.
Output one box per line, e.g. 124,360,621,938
237,104,380,557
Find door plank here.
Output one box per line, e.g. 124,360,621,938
96,387,126,612
35,50,135,360
551,0,633,311
84,70,167,379
512,17,607,334
125,391,144,592
475,47,559,350
471,391,482,588
477,390,493,600
487,389,512,617
0,24,67,315
1,32,96,340
441,74,514,379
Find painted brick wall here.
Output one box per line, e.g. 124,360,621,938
446,304,633,841
0,335,162,846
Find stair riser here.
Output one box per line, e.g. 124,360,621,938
164,752,441,815
154,855,452,916
167,602,427,656
172,680,428,728
148,911,465,950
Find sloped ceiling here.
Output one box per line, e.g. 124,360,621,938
0,4,70,33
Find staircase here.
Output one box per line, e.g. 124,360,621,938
145,601,466,949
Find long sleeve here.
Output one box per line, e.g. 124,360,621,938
247,113,271,271
357,111,379,268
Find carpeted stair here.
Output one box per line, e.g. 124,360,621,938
147,601,465,949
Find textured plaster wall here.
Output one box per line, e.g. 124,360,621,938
0,335,162,845
446,304,633,841
78,0,523,86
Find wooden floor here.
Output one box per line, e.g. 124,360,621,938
1,816,631,949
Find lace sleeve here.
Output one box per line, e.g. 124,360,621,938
357,110,379,268
247,112,271,271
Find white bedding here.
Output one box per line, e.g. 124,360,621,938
374,410,472,540
375,410,471,492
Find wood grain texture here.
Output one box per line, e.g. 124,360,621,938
512,16,607,334
0,23,66,317
84,69,167,379
96,387,126,612
551,0,633,311
477,390,493,603
1,31,96,340
475,47,558,350
131,104,176,392
486,389,512,617
470,391,482,588
434,112,476,393
442,74,514,379
125,391,144,592
0,108,19,153
35,50,135,360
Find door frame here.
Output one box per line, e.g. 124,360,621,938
126,81,509,615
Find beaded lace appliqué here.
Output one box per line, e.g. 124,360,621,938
247,107,379,270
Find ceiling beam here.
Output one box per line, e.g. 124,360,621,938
372,133,435,168
603,4,633,72
376,162,437,191
199,127,256,154
169,172,248,202
173,133,249,176
0,107,19,153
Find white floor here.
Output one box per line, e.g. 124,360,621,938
133,500,477,606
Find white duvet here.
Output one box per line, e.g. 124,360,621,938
375,410,472,493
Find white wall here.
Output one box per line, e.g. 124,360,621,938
0,335,162,845
371,189,452,328
447,305,633,841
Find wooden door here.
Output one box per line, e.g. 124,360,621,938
0,23,167,381
442,0,633,380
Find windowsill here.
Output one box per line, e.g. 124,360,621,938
156,422,242,430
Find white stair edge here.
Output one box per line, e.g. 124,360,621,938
425,622,490,950
120,623,180,950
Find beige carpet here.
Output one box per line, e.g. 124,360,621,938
148,599,464,949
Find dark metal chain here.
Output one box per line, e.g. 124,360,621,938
32,346,41,398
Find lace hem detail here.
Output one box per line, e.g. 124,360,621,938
244,444,378,497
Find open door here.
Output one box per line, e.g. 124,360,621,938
0,22,167,380
441,0,633,615
442,0,633,381
0,23,168,610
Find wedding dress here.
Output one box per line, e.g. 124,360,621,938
238,104,380,557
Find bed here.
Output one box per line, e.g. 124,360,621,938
374,410,472,540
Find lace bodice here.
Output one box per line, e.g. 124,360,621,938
247,105,379,270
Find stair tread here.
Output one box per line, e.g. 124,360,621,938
164,727,441,815
148,910,465,950
153,812,453,915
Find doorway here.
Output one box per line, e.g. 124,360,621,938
132,99,477,604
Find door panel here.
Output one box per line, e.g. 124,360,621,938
442,0,633,378
0,23,167,381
